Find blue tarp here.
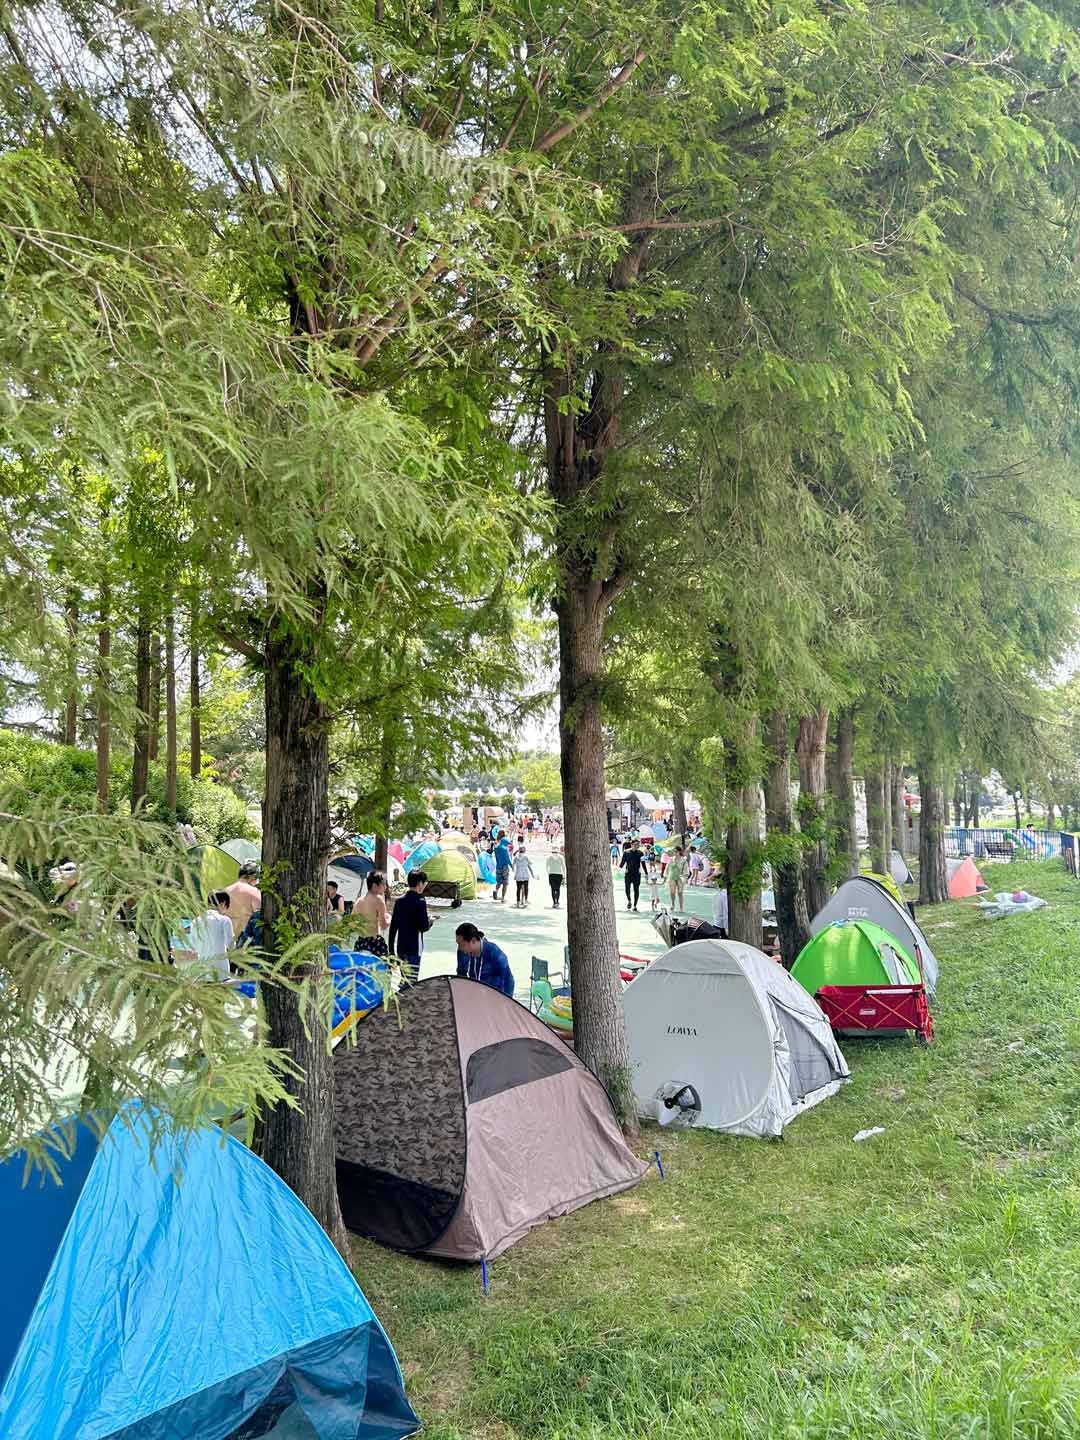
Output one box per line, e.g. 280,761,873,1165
329,950,389,1034
236,951,387,1037
0,1106,418,1439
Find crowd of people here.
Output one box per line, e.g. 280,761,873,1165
85,808,723,1005
607,831,716,914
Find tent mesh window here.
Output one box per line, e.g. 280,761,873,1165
335,979,467,1251
466,1037,574,1104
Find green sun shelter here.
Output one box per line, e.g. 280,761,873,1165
791,919,921,997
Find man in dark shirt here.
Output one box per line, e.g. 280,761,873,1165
387,870,434,983
620,839,644,912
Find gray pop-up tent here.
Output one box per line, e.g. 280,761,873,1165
623,939,849,1139
334,977,647,1261
890,848,914,886
809,875,938,997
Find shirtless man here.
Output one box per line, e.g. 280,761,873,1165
224,862,261,936
352,871,390,946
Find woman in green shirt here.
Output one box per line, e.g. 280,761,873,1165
666,848,687,911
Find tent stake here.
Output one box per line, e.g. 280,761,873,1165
481,1256,489,1295
654,1149,665,1179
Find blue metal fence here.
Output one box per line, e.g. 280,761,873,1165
944,827,1061,860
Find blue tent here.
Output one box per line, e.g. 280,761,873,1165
403,841,439,874
332,853,376,879
329,949,389,1038
0,1106,418,1439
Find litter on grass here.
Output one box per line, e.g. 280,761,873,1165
853,1127,886,1142
977,891,1048,920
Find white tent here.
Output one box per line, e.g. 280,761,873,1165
623,939,849,1139
633,791,665,815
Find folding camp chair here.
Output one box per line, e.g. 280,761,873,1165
529,958,570,1015
529,976,554,1015
531,954,564,989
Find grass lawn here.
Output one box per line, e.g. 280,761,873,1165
352,858,1080,1439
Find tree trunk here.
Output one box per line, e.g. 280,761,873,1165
96,578,110,814
672,788,688,840
764,709,810,965
555,583,636,1128
827,709,858,879
1047,801,1056,833
952,779,963,828
260,630,347,1251
796,707,831,918
149,633,162,763
965,774,979,829
1013,791,1022,830
918,757,948,904
725,715,762,947
131,604,152,812
882,758,893,866
372,723,394,875
165,609,178,815
865,764,887,876
542,185,655,1134
189,603,202,780
63,590,79,746
891,764,906,855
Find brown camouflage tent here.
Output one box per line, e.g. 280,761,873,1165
334,976,647,1261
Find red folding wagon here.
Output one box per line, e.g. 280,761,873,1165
815,983,933,1044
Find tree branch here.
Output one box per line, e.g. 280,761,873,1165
532,46,648,154
954,280,1073,331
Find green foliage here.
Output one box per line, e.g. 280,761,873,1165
142,762,194,826
520,754,562,808
4,0,1080,1214
0,805,296,1164
0,729,105,815
189,659,264,794
188,778,257,846
0,728,195,824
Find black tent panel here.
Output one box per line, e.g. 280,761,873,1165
334,977,466,1251
336,1161,461,1253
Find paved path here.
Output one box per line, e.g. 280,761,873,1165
414,837,721,995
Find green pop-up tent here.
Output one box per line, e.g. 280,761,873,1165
186,844,241,898
791,919,921,997
423,847,477,900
